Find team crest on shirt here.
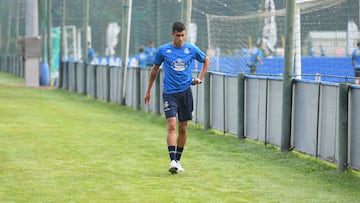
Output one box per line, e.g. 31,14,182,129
172,59,186,71
184,48,190,54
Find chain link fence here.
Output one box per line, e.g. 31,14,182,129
0,0,359,81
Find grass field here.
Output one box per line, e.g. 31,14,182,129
0,72,359,202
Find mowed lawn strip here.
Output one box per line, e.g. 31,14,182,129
0,72,359,202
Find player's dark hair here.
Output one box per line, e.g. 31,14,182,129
357,41,360,47
172,21,185,33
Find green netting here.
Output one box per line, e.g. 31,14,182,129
0,0,359,63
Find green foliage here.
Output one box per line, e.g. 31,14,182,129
0,72,359,202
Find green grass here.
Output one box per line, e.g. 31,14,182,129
0,72,359,202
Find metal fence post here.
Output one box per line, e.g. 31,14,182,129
237,73,245,139
281,0,296,152
74,63,78,92
83,64,88,95
338,83,349,172
94,65,97,100
204,72,211,130
106,65,111,102
135,67,141,109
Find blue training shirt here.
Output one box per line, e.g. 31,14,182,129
353,48,360,69
247,47,262,66
135,52,148,68
154,42,206,94
145,47,157,65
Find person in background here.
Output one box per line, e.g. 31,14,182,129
87,42,95,63
135,45,148,68
144,21,210,174
309,46,315,56
320,45,326,56
352,41,360,84
240,43,249,57
145,40,157,66
247,43,263,75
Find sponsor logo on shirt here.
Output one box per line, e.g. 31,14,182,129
172,59,186,71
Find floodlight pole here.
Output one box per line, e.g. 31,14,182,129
154,0,161,115
59,0,66,88
83,0,89,64
121,0,132,105
183,0,192,40
281,0,296,152
295,5,301,79
25,0,39,37
47,0,52,84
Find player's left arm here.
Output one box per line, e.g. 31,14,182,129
194,56,210,85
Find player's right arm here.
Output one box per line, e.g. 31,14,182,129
144,64,160,104
352,50,357,67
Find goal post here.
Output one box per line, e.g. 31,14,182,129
202,0,353,79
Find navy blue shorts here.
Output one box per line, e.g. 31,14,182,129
163,87,193,121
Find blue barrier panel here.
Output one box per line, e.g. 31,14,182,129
202,56,354,83
66,56,353,83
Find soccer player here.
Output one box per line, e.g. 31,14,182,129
352,41,360,84
145,40,157,66
135,45,148,68
247,43,263,75
144,21,210,173
87,42,95,63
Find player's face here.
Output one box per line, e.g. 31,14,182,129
172,30,186,47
